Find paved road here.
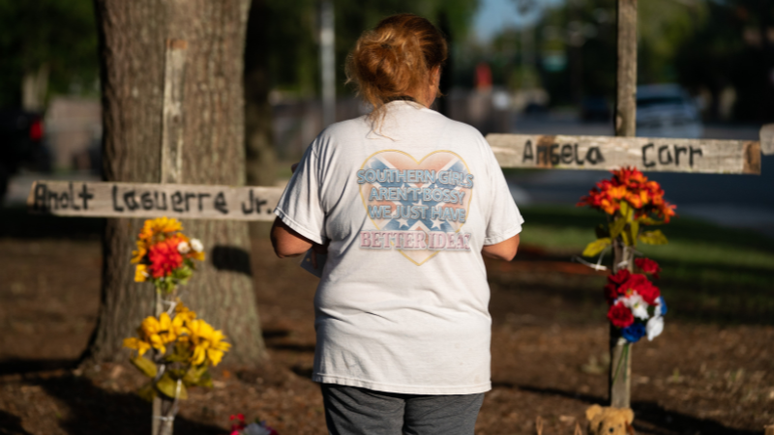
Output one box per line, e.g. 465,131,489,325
507,118,774,237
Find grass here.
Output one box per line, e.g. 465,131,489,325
519,205,774,324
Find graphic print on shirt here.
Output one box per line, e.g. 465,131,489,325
357,150,474,265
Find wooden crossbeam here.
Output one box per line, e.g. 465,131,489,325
27,181,283,221
486,134,761,174
760,124,774,155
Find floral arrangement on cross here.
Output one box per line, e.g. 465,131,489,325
124,217,230,435
577,167,674,403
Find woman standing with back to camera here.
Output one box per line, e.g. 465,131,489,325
271,13,523,435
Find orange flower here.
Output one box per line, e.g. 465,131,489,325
139,217,183,243
578,167,676,222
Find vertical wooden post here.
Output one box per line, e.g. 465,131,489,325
160,39,188,186
614,0,637,138
153,38,187,435
610,0,637,409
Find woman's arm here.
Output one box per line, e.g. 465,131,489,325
482,234,519,261
270,218,314,258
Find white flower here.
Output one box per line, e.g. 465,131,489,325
177,241,191,254
622,294,649,320
243,423,272,435
646,316,664,341
190,238,204,252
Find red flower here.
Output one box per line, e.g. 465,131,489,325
148,237,184,278
230,414,246,432
607,301,634,328
621,273,660,305
608,269,631,285
604,270,631,304
635,280,660,305
635,258,661,278
603,284,619,304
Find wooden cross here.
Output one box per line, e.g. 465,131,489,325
26,2,770,410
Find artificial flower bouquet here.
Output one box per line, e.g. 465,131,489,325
125,217,228,434
132,217,205,293
123,300,230,401
577,167,674,342
229,414,279,435
578,167,675,258
605,263,667,343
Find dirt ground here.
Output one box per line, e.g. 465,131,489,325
0,236,772,435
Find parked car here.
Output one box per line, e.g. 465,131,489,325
0,109,51,202
636,84,702,139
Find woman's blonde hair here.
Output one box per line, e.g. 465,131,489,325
346,14,447,123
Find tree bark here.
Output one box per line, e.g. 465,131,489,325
86,0,267,366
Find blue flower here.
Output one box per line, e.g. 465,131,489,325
658,296,668,315
621,322,646,343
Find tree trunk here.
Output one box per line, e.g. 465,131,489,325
86,0,266,366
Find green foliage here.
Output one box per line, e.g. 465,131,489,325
639,229,668,245
608,215,627,240
0,0,98,107
183,366,213,388
156,373,189,400
582,237,610,257
137,382,157,402
637,0,708,84
517,0,774,121
254,0,478,97
673,0,774,121
130,355,158,379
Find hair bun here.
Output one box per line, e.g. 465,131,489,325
346,14,447,121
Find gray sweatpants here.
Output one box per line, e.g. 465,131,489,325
321,384,485,435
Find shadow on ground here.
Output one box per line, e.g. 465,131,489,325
0,409,33,435
36,375,224,435
0,359,224,435
495,382,760,435
0,358,77,376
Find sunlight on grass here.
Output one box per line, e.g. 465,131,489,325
519,204,774,316
522,223,774,271
520,205,774,270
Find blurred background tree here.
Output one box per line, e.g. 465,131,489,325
462,0,773,124
0,0,98,110
675,0,774,122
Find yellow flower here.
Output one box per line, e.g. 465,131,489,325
139,313,178,355
139,217,183,241
131,240,148,264
123,337,151,356
187,319,231,367
174,301,197,324
190,251,205,262
134,264,149,282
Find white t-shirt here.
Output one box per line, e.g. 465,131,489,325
274,101,523,395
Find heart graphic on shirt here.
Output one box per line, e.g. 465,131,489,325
358,150,474,265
